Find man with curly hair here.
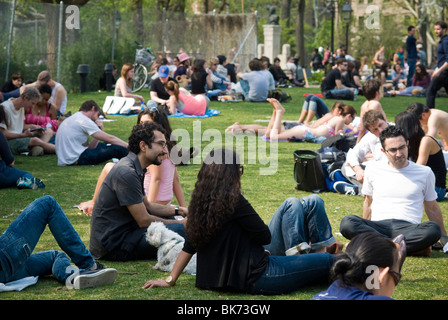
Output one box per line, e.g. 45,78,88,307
89,122,187,262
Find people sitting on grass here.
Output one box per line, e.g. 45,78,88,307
25,84,61,133
55,100,128,166
237,59,270,102
143,148,339,295
207,57,231,98
89,122,188,262
340,125,448,256
149,65,177,108
77,107,187,216
0,86,56,156
320,58,355,100
313,232,406,300
0,195,117,290
264,98,356,143
0,72,23,102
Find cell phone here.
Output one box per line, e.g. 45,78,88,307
30,127,45,132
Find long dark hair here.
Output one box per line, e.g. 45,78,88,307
192,59,206,81
414,64,428,81
394,110,424,162
187,149,242,249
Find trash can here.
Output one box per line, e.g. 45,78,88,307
77,64,90,93
104,64,114,92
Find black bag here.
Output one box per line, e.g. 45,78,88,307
293,150,326,193
321,133,356,152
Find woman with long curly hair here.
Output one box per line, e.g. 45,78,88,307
143,148,340,295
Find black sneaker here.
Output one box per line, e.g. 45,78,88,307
67,263,117,289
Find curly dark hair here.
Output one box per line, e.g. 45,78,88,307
128,122,166,154
186,149,242,250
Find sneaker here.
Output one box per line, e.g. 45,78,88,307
333,181,358,195
285,242,311,256
68,263,117,290
17,177,45,190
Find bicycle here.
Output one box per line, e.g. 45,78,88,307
132,42,155,92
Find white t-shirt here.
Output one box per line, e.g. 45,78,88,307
0,99,24,134
362,160,437,224
55,111,100,166
346,131,386,167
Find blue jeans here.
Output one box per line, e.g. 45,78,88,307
303,95,330,119
77,142,128,165
407,58,417,87
264,195,336,255
0,160,33,188
0,196,96,284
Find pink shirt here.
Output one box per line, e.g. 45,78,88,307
143,158,175,202
178,91,207,115
25,106,59,131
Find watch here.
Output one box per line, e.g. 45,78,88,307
165,275,176,287
174,206,179,216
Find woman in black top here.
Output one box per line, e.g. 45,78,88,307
143,149,337,295
190,59,212,95
395,110,447,201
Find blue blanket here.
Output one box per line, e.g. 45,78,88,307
108,109,221,118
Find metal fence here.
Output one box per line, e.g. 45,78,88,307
1,0,258,92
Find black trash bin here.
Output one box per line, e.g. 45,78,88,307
77,64,90,93
104,64,114,92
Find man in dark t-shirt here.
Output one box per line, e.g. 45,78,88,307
320,58,355,100
89,122,187,261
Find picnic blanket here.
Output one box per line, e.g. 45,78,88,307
303,93,323,97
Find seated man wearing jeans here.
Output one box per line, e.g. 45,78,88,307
320,58,355,100
340,126,447,256
55,100,128,166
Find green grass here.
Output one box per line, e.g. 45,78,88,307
1,86,448,301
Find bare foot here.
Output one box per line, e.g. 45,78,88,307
225,122,242,134
267,98,285,113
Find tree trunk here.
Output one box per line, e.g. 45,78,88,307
281,0,291,27
295,0,305,66
132,0,145,43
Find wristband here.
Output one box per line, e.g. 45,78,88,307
175,206,179,216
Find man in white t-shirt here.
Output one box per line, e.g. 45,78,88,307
55,100,128,166
0,87,56,156
340,126,447,256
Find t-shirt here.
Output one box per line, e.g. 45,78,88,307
89,152,146,259
241,70,269,102
362,160,437,224
190,70,208,94
55,111,101,166
0,99,24,134
312,280,393,300
406,35,418,59
150,77,176,100
321,68,341,92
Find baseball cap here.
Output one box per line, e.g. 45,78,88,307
158,65,170,78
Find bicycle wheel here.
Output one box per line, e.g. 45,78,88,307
132,64,148,92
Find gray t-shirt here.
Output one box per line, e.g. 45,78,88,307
241,70,269,102
89,152,146,259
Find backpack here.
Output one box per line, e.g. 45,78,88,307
293,150,326,193
268,89,292,102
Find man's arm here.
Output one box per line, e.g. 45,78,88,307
127,202,180,228
143,196,187,218
362,195,372,220
91,130,128,149
52,86,67,112
424,200,447,236
0,127,34,140
150,91,168,104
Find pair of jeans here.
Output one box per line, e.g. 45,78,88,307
340,215,441,254
77,142,128,165
302,94,330,119
264,195,336,255
407,58,417,87
426,69,448,108
324,88,354,100
0,160,33,188
0,196,96,284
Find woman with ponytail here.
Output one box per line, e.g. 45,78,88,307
165,80,208,115
313,232,406,300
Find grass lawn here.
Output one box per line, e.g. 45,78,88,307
1,85,448,302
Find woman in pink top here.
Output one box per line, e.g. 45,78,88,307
25,84,60,132
165,80,208,115
77,107,186,215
